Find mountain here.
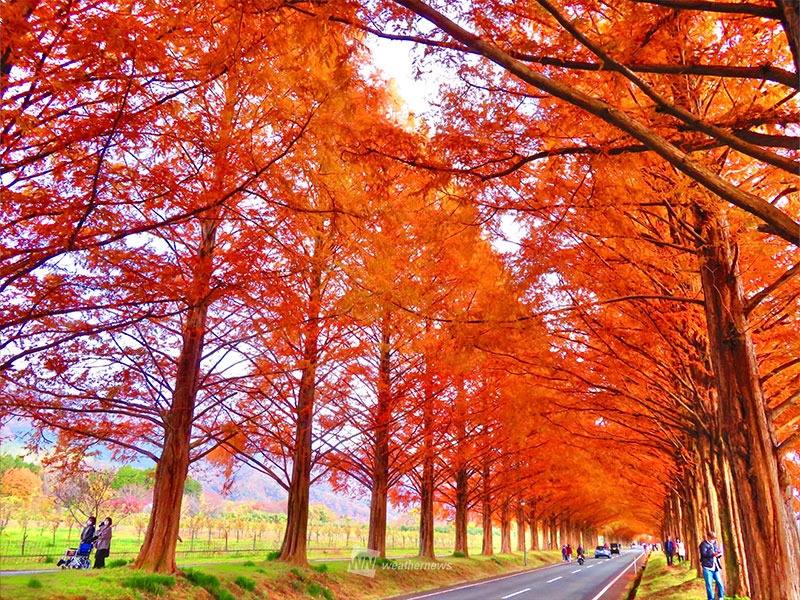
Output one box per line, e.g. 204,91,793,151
195,464,401,522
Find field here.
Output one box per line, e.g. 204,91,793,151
0,519,505,571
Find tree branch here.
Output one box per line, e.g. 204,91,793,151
387,0,800,246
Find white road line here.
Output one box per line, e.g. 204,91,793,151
589,557,642,600
571,569,582,573
546,576,562,583
404,562,561,599
586,564,595,569
501,588,531,599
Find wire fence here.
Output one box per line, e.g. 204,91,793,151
0,533,473,565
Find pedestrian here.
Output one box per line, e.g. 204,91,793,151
561,545,567,562
79,516,97,552
676,538,686,563
699,531,725,600
566,544,572,562
93,517,113,568
663,535,675,566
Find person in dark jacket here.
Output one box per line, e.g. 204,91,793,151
79,517,96,547
663,535,675,565
699,531,724,600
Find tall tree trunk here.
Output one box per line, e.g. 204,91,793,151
135,218,218,573
516,503,525,553
454,466,469,556
279,258,322,566
528,507,540,551
481,460,493,556
418,350,436,560
453,377,469,557
718,445,749,596
418,456,435,559
368,318,392,558
694,205,800,599
500,499,512,554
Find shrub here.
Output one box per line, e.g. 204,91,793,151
218,590,237,600
243,560,256,567
307,581,334,600
375,557,396,568
122,574,176,596
42,556,55,564
108,558,129,568
312,563,328,573
27,579,43,589
290,567,306,581
235,575,256,591
491,556,502,565
452,551,467,558
184,568,220,596
266,550,281,561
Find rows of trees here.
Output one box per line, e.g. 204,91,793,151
2,0,797,598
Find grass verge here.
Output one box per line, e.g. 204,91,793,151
633,553,748,600
0,550,561,600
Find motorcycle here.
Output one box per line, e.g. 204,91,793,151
577,554,585,565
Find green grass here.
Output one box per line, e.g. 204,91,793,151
235,574,256,590
121,573,176,596
184,567,221,596
0,549,564,600
634,553,749,599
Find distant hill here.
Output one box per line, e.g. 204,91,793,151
196,464,401,522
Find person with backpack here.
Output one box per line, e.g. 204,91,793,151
699,531,725,600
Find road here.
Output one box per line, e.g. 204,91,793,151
394,549,646,600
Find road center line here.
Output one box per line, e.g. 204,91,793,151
586,564,595,568
501,588,531,599
571,569,582,573
546,576,562,583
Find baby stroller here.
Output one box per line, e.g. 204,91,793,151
57,542,93,569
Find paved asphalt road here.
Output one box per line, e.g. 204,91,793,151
395,549,646,600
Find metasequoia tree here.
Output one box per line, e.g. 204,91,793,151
511,150,798,596
348,2,799,595
208,88,420,565
2,1,368,573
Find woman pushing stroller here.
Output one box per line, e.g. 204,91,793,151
57,516,113,569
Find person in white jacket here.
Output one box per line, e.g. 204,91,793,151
676,538,686,562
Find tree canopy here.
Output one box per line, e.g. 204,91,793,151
1,0,797,596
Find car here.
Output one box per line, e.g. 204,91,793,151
595,545,612,559
610,543,621,554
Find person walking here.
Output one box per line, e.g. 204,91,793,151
93,517,113,568
676,538,686,563
699,531,725,600
663,535,675,566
